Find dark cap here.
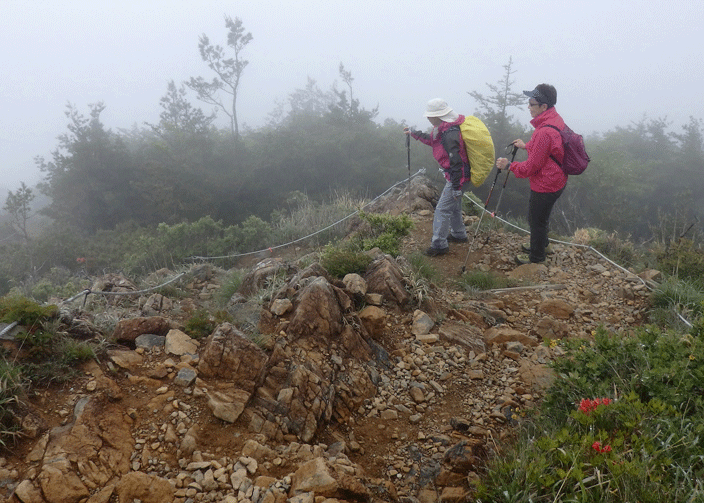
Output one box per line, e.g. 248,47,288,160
523,88,549,105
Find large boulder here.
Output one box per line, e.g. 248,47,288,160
140,293,173,316
439,321,486,354
270,263,333,304
362,174,438,215
243,276,376,442
28,397,134,503
483,327,539,347
115,472,175,503
364,256,411,307
239,258,296,297
197,323,267,390
197,323,269,424
112,316,171,344
287,277,350,341
538,298,575,319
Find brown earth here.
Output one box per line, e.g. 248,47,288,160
0,176,653,502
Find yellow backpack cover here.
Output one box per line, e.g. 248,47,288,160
459,116,495,187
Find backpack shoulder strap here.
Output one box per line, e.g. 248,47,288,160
540,124,563,166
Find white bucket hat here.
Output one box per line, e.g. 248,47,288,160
423,98,459,122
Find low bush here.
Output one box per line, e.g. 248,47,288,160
319,244,373,279
657,239,704,283
0,358,23,447
399,252,436,308
0,296,58,328
475,327,704,502
458,270,515,292
216,269,245,306
184,309,217,339
355,211,412,256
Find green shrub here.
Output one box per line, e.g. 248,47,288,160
657,239,704,282
588,230,639,269
476,327,704,502
650,277,704,324
461,192,483,217
545,328,704,419
405,252,438,284
227,215,274,252
362,232,402,256
56,337,95,364
458,270,514,292
476,393,702,503
184,309,217,339
217,269,245,305
0,358,23,447
272,190,359,246
355,211,412,256
319,244,373,278
0,296,58,327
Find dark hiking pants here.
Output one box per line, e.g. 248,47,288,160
528,186,565,263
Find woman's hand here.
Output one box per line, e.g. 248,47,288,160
496,157,510,170
512,139,526,149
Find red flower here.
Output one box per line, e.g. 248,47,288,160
578,398,612,415
591,440,612,453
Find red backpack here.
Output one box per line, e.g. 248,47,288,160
544,124,590,175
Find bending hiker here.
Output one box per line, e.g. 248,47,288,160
496,84,567,265
405,99,471,257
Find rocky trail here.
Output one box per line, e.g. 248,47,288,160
0,176,653,503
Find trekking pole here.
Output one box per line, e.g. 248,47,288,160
484,144,518,244
406,130,411,212
460,165,503,273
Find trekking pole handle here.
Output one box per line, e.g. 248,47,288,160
501,147,518,188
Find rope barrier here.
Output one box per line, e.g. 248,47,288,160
59,272,188,306
462,192,651,289
57,169,427,307
188,168,427,261
0,321,19,340
462,192,698,327
2,170,688,331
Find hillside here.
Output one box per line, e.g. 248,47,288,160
0,175,653,503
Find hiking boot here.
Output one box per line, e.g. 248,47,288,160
447,235,469,243
515,253,545,265
425,246,449,257
521,242,554,254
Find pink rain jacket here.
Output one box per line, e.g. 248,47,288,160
510,107,568,193
411,115,470,189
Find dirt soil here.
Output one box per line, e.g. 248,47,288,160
3,206,652,498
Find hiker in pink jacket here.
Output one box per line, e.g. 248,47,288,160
496,84,567,265
405,99,472,256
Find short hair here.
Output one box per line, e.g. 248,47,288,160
536,84,557,108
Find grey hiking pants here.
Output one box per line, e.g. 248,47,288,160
431,180,471,250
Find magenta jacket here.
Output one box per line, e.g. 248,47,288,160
411,115,471,189
510,107,568,193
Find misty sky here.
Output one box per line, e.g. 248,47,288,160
1,0,702,192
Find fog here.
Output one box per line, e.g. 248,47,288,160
1,0,702,191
